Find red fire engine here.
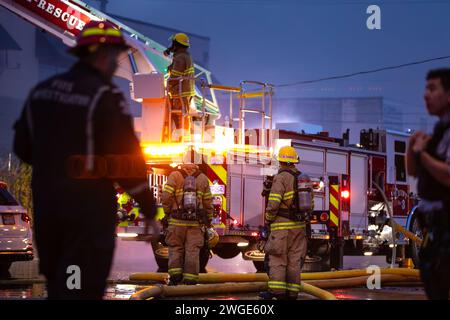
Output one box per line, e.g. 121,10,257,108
0,0,420,273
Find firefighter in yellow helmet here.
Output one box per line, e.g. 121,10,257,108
259,146,311,300
115,185,139,225
161,148,213,285
164,33,195,141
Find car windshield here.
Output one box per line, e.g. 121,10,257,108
0,189,19,206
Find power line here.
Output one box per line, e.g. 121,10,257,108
143,0,450,5
272,112,429,115
276,55,450,87
274,119,432,125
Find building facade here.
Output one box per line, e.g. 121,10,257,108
273,97,410,144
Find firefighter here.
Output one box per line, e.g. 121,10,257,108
161,148,213,285
115,185,139,223
13,21,156,299
406,68,450,300
259,146,310,300
164,33,196,141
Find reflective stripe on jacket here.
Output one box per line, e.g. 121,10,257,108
168,218,200,227
265,165,300,223
168,49,195,98
270,220,305,231
161,165,213,223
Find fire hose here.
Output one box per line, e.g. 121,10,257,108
129,268,419,283
393,221,422,245
130,281,338,300
129,182,424,300
371,181,423,267
129,268,421,300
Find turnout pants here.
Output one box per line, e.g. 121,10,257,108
34,210,116,300
265,217,307,299
166,223,205,284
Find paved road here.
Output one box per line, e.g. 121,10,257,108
0,238,426,300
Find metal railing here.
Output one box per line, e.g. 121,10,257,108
166,76,214,143
165,76,274,149
238,81,274,148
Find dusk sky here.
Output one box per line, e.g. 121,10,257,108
90,0,450,123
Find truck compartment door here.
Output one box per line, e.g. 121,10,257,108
350,154,368,233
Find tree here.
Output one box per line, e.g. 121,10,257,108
0,154,33,223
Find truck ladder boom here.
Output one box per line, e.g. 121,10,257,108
0,0,214,84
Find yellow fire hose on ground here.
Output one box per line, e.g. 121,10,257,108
129,267,419,283
130,281,338,300
305,274,420,289
129,268,422,300
129,183,425,300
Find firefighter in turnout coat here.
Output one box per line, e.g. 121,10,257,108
259,146,309,300
161,149,213,285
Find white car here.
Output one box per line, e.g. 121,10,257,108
0,182,33,277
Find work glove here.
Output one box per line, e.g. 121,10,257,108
161,216,169,230
259,224,270,241
163,45,174,57
163,49,171,57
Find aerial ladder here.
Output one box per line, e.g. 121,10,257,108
0,0,222,144
0,0,279,270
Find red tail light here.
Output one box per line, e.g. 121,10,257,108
320,213,329,222
341,190,350,200
21,213,30,223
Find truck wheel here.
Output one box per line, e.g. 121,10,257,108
302,255,330,272
303,240,331,272
151,239,169,272
154,247,169,272
252,260,266,273
155,256,168,272
212,244,241,259
408,217,422,268
154,249,209,273
199,246,210,273
242,243,266,272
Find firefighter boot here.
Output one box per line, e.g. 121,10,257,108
168,274,183,286
285,293,298,300
259,291,288,300
258,291,275,300
183,279,198,285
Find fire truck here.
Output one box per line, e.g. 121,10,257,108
1,0,421,273
127,86,420,273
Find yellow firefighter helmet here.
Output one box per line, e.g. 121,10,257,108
171,33,190,47
277,146,299,163
206,228,219,248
